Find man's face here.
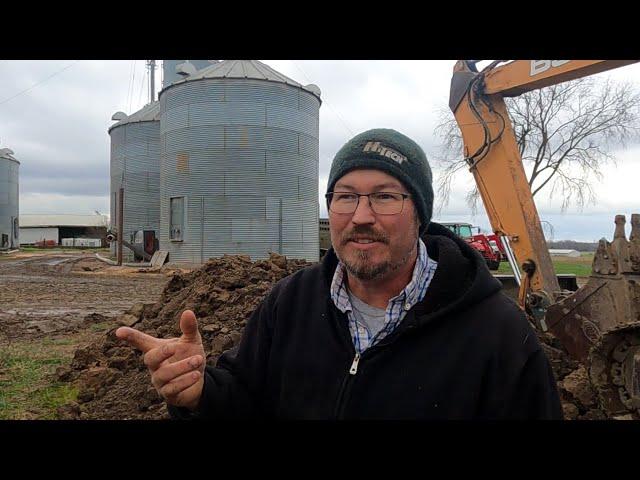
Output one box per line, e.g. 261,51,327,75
329,169,420,281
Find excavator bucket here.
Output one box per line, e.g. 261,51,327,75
545,214,640,418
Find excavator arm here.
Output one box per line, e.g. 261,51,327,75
449,60,640,418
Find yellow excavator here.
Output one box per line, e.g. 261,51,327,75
449,60,640,418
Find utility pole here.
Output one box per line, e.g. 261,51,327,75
117,187,124,266
146,60,156,103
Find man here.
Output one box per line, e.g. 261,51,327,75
116,128,563,419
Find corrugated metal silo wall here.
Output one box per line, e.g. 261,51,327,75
159,78,320,264
110,121,161,261
0,157,19,249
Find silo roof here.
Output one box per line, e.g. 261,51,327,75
0,148,19,164
20,214,108,228
164,60,322,101
108,101,161,132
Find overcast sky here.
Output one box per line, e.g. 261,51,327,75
1,60,639,242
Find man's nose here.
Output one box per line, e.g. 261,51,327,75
351,195,376,225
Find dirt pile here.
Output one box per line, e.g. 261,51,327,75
537,331,608,419
56,253,311,420
57,252,609,420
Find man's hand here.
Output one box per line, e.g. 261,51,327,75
115,310,206,411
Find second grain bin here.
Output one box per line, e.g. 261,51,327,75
159,60,321,264
109,101,161,262
0,147,19,250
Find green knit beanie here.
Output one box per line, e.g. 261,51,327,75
326,128,434,234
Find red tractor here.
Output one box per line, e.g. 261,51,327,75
440,222,502,270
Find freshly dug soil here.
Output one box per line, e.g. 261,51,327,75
57,253,311,420
57,253,608,420
537,332,608,420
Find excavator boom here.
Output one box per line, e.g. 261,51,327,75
449,60,640,418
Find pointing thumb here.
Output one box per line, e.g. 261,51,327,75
179,310,201,342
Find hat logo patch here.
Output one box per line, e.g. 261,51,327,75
362,141,407,165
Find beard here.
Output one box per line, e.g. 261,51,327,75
335,224,417,281
342,251,395,281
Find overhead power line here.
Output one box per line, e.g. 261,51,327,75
291,60,355,137
0,61,80,107
137,63,147,106
128,60,138,112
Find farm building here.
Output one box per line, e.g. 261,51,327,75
19,214,109,247
548,248,581,258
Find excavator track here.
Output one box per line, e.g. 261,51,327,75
544,213,640,419
589,322,640,419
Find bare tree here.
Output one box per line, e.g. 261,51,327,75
434,76,640,213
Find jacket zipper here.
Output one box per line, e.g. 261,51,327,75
349,353,360,375
335,349,378,418
332,307,419,419
333,351,362,419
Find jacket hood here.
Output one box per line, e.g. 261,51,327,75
321,221,503,325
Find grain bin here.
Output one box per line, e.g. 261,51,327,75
159,59,321,264
0,147,19,249
108,101,161,261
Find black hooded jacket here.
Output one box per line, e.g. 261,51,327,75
169,222,563,420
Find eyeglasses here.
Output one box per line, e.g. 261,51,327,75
325,191,410,215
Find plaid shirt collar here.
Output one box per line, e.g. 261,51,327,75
330,238,438,353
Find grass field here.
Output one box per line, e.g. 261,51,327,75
0,321,113,419
0,339,79,419
497,252,594,277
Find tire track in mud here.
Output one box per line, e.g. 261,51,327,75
0,252,168,341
